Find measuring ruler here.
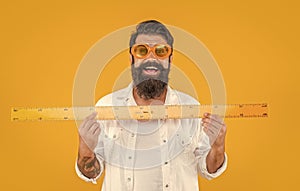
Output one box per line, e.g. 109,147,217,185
11,103,268,121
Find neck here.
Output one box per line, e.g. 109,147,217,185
133,86,167,106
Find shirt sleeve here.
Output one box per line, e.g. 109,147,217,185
197,150,228,180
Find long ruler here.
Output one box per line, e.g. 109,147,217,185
11,103,268,121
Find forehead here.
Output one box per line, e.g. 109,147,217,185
135,34,167,45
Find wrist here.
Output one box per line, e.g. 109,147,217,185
211,144,225,153
207,147,225,173
79,140,94,157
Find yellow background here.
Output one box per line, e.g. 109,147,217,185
1,0,299,190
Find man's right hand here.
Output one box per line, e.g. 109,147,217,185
78,112,101,154
77,112,101,178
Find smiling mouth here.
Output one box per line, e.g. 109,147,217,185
143,66,160,75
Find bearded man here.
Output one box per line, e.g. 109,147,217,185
75,20,227,191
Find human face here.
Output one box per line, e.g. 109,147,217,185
131,34,172,99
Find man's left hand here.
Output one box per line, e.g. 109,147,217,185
202,113,226,147
202,113,227,173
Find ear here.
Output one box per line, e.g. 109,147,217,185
169,55,173,65
129,54,132,64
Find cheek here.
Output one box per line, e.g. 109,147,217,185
161,60,169,69
133,59,143,68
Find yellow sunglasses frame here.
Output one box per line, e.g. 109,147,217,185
130,44,172,59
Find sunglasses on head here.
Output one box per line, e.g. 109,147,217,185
130,44,172,59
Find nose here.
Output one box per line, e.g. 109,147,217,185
145,50,158,61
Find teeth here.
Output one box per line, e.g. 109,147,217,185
145,66,158,70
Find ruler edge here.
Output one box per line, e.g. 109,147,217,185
10,103,269,121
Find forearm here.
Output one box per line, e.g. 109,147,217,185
77,142,101,178
206,145,225,173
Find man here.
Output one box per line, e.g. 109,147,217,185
76,20,227,191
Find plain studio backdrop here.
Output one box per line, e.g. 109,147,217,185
1,0,299,191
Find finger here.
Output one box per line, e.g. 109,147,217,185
85,120,98,131
87,112,98,120
204,123,226,143
80,118,94,131
93,125,101,135
202,113,212,123
79,118,89,130
203,113,224,126
202,122,218,135
79,112,98,129
89,122,100,134
203,112,210,118
203,126,215,136
210,114,225,126
203,123,222,146
202,118,222,131
203,114,227,136
209,120,223,131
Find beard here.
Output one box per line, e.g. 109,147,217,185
131,61,170,100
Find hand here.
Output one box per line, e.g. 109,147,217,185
202,113,226,148
202,113,227,173
78,112,101,153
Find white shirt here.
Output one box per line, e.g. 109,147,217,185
76,83,227,191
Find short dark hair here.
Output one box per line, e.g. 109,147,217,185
129,20,174,47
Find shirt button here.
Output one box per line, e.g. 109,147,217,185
127,177,131,181
128,156,132,159
165,184,169,188
164,162,168,165
163,139,167,143
131,133,135,137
